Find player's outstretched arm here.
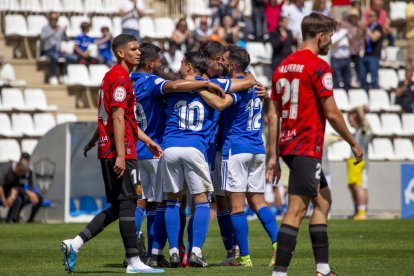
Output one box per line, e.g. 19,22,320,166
164,80,225,97
266,100,281,184
112,107,126,178
137,127,163,159
228,73,255,92
83,127,99,157
321,96,364,164
198,90,234,111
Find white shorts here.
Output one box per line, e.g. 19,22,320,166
160,147,213,195
222,153,266,193
138,159,165,203
212,151,225,196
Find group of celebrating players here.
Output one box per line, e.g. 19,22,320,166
60,12,363,276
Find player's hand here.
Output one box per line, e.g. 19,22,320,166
26,190,39,205
147,141,163,159
255,82,268,98
351,144,364,165
83,142,96,158
114,156,126,178
266,157,281,184
207,82,225,98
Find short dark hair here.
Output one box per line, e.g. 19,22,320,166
225,45,250,72
185,51,209,75
137,43,161,69
301,12,336,40
20,152,31,161
111,34,137,53
198,41,225,60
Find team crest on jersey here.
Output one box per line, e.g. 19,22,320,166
216,78,227,83
322,73,333,90
154,78,164,85
114,86,126,102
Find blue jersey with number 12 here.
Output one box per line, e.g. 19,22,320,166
162,76,217,154
222,75,265,158
131,72,168,159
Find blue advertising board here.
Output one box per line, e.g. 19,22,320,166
401,164,414,218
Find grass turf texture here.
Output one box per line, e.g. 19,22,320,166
0,219,413,275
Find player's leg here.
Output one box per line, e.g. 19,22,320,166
178,194,187,256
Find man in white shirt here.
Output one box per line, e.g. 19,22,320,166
330,21,352,91
281,0,308,44
118,0,145,41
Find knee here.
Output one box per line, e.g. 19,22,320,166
286,204,308,220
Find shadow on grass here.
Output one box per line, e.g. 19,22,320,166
101,263,125,268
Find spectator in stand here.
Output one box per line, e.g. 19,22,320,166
192,16,213,50
74,22,98,65
343,8,364,86
331,18,352,91
269,16,292,69
214,15,240,45
359,10,383,92
406,0,414,71
312,0,329,16
118,0,145,41
97,26,114,67
265,0,285,34
171,18,193,52
364,0,394,46
281,0,308,45
330,0,351,20
252,0,267,40
394,69,414,112
40,12,77,85
160,40,183,80
211,0,240,27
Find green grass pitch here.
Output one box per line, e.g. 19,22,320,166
0,219,413,275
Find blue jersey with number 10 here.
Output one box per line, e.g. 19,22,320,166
131,72,168,159
222,75,265,158
162,76,216,154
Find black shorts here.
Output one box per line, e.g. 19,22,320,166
282,155,328,197
100,159,141,203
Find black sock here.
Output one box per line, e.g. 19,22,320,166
274,223,299,271
78,205,119,242
119,199,139,258
309,224,329,264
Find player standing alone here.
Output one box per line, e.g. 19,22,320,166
60,34,164,274
267,13,363,276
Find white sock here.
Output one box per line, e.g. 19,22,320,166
316,263,331,275
191,246,202,257
272,271,287,276
358,204,367,211
151,248,162,255
72,236,84,252
169,247,179,256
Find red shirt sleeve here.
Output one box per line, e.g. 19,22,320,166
312,61,334,98
110,75,131,109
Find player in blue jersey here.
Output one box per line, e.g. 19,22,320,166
129,43,224,268
197,45,279,267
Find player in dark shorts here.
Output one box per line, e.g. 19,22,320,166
267,13,363,276
60,34,164,274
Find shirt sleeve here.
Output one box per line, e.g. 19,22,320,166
110,76,131,109
210,78,232,93
74,36,81,46
149,76,169,97
313,61,334,98
230,92,241,104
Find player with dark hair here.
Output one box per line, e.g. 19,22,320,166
60,34,164,274
267,13,363,276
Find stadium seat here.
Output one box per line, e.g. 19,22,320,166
84,0,105,14
41,0,64,12
154,17,176,39
56,113,78,124
0,0,20,12
33,113,56,135
0,113,21,137
112,17,122,37
381,113,402,136
327,140,351,161
368,89,397,112
90,16,113,38
69,16,90,37
0,63,27,87
393,138,414,161
12,113,39,137
369,138,395,160
79,196,100,215
246,42,272,64
365,113,385,136
57,15,70,31
139,17,156,39
24,88,58,112
100,195,111,210
378,68,399,90
348,89,369,109
0,139,21,162
333,89,351,111
186,17,196,31
62,0,84,13
70,198,87,217
2,88,33,111
400,113,414,136
20,0,42,13
88,64,109,86
102,0,118,13
186,0,211,16
5,15,28,37
66,64,90,86
60,40,75,55
389,1,407,21
21,139,38,154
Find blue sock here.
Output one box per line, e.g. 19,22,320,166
217,209,233,251
192,202,210,250
152,207,167,254
257,206,278,244
146,209,156,257
187,215,194,253
165,201,181,250
231,212,249,256
179,209,186,248
135,206,145,235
